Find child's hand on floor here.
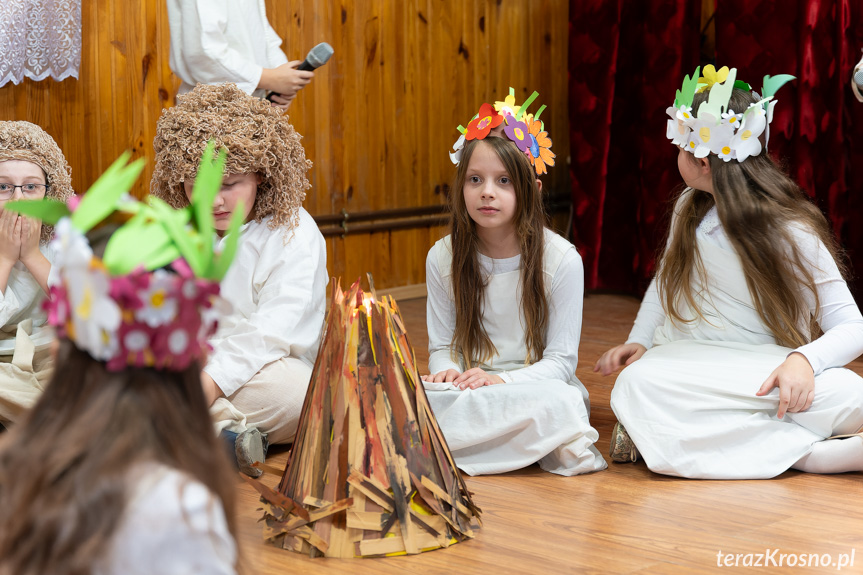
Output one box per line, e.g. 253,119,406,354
593,343,647,376
452,368,504,390
756,352,815,419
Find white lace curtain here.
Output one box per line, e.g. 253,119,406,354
0,0,82,87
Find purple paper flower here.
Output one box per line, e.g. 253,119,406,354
503,117,531,152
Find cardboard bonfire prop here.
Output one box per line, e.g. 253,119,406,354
248,278,481,558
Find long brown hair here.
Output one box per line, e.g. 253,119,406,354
448,136,549,367
658,89,846,348
0,341,238,575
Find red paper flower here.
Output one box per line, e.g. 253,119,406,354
465,103,503,140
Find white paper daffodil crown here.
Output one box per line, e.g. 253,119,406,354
5,142,240,372
666,65,795,163
449,87,555,176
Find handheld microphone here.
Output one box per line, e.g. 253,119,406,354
297,42,334,72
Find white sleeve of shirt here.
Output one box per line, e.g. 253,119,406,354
625,277,666,350
790,227,863,374
505,248,584,384
170,0,264,95
0,284,22,328
426,244,463,375
261,0,290,68
205,223,327,397
97,466,237,575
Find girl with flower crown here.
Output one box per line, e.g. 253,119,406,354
0,121,74,427
421,91,607,476
0,154,239,574
151,83,328,477
595,66,863,479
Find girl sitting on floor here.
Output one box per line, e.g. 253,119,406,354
0,153,238,574
0,121,74,427
422,89,607,476
151,83,328,477
595,66,863,479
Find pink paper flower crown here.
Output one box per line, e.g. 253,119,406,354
449,87,556,176
45,217,224,372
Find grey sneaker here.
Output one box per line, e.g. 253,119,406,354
235,428,268,478
609,421,639,463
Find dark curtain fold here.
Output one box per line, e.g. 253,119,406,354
570,0,863,298
715,0,863,297
569,0,702,294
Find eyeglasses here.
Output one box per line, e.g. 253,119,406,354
0,183,50,199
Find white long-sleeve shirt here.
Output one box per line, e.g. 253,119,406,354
205,210,327,397
0,243,54,354
166,0,290,97
426,230,585,384
626,203,863,375
95,464,236,575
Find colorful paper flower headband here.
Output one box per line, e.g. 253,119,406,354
666,65,795,162
450,87,555,176
6,142,241,371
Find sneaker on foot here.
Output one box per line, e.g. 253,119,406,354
234,428,268,478
609,421,639,463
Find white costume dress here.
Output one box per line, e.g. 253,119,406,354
95,464,236,575
166,0,290,98
611,197,863,479
0,243,56,424
207,211,328,444
424,230,607,476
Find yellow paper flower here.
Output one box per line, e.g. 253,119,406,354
494,93,518,117
696,65,730,93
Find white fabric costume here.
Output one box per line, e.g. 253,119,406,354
95,464,236,575
424,229,607,476
166,0,290,98
0,243,56,424
207,211,327,444
611,193,863,479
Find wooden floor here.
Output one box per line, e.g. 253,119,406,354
237,294,863,574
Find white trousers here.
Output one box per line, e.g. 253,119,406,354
210,356,311,444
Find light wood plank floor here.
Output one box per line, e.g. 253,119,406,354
237,294,863,574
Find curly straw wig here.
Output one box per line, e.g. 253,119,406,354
151,83,312,234
0,121,75,243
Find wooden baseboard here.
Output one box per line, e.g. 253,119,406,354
376,283,427,301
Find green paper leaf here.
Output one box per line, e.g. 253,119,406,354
102,213,179,275
149,197,207,276
762,74,795,100
456,125,467,135
4,198,71,224
674,66,701,109
698,67,737,120
509,87,515,98
191,141,226,245
72,152,146,232
207,201,244,280
533,104,547,122
733,80,752,91
514,91,538,120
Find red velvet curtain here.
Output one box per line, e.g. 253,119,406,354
570,0,863,297
715,0,863,297
568,0,703,294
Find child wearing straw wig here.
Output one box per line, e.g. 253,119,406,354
151,83,327,476
596,66,863,478
422,89,606,476
0,121,75,426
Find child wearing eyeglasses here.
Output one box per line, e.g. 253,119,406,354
0,121,75,427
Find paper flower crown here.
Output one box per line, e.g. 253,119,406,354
6,142,241,371
449,87,555,176
666,65,795,162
